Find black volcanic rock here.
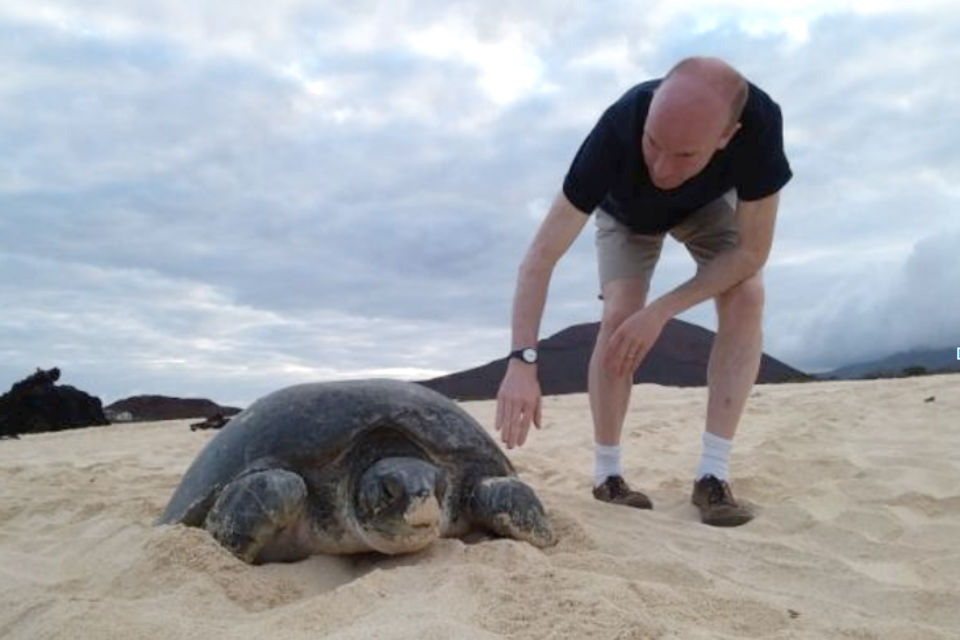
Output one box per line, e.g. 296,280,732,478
189,413,231,431
0,368,110,437
105,395,242,422
417,319,809,401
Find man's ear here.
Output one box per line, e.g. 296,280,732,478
717,121,742,150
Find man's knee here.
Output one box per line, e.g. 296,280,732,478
717,272,764,318
599,279,649,332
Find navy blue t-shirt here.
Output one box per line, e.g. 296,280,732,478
562,79,792,234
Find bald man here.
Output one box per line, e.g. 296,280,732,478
494,57,792,527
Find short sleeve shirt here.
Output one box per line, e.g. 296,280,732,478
562,79,792,234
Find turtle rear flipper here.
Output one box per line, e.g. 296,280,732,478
205,469,307,563
469,477,556,548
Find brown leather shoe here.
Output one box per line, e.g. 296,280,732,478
592,475,653,509
691,474,754,527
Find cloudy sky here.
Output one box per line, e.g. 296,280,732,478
1,1,957,407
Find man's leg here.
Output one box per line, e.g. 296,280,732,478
689,270,764,526
669,191,759,525
695,270,764,484
587,278,654,508
588,278,649,448
706,270,765,443
589,210,662,509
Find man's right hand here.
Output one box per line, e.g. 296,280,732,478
495,361,542,449
494,191,586,450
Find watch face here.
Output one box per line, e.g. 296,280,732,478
522,348,537,363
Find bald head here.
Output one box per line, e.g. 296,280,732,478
642,57,748,190
662,57,748,128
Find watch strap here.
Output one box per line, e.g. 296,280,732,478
508,347,538,364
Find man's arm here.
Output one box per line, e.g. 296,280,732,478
510,192,590,352
496,191,589,449
604,191,780,377
649,191,779,319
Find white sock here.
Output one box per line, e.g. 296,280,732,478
696,431,733,481
594,443,622,487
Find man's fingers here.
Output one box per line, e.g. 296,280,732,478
506,401,522,449
607,348,623,375
612,338,630,376
621,344,643,376
605,329,624,372
608,330,638,376
632,343,648,371
518,406,532,446
623,341,640,376
501,400,513,445
512,402,528,448
494,388,542,447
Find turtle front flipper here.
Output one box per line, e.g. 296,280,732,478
468,477,556,548
205,469,307,563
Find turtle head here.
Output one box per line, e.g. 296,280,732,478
353,456,447,554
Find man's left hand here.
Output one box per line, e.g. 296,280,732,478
604,306,670,377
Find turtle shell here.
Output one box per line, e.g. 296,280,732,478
157,379,514,526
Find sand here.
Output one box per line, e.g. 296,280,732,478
0,374,957,639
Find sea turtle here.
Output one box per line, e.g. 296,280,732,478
157,379,555,563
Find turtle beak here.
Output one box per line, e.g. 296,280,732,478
400,468,444,529
404,492,441,528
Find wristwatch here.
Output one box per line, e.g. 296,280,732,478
508,347,538,364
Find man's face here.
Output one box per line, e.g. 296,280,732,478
642,84,740,191
641,127,716,191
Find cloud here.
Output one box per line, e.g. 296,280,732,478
0,2,957,404
0,251,505,405
776,227,960,370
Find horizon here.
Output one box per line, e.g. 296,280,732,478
6,319,957,407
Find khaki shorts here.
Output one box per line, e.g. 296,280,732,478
595,189,738,293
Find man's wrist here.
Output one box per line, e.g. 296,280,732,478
506,356,539,375
645,298,676,323
658,249,759,317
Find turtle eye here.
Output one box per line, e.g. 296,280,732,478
356,483,378,516
382,476,403,500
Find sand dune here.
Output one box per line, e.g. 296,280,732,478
1,375,957,639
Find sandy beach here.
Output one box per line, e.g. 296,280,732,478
1,374,957,639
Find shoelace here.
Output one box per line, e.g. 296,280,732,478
606,476,629,498
704,477,731,505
